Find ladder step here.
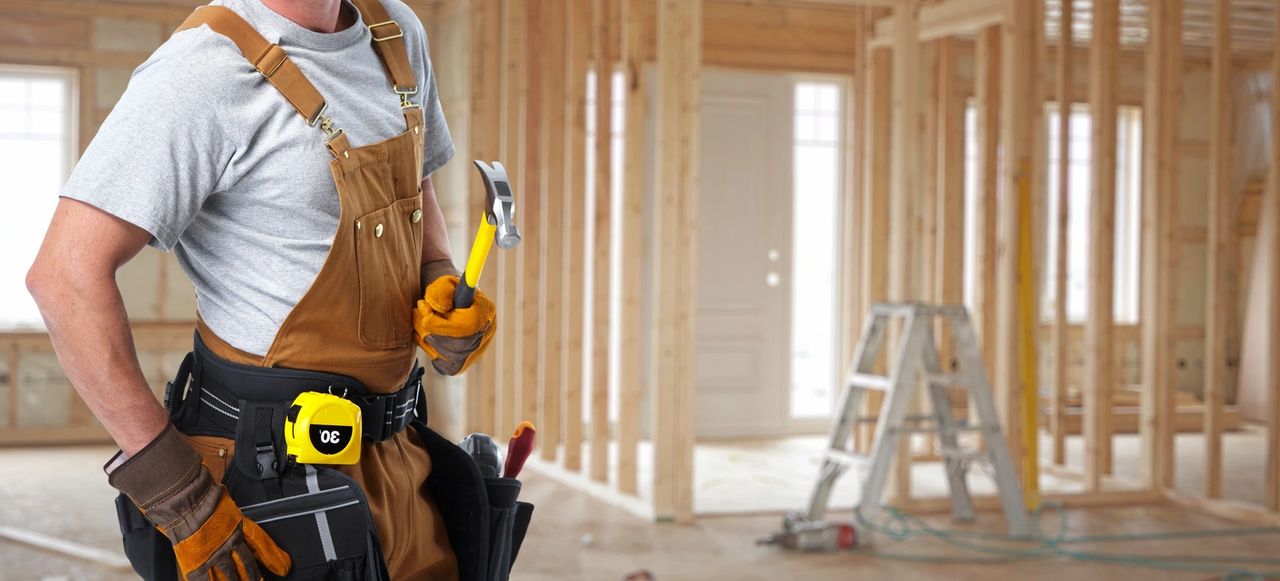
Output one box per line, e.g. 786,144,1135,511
825,448,870,469
848,373,892,391
926,373,966,387
939,447,988,462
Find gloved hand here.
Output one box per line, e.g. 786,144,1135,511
413,260,497,376
107,424,291,580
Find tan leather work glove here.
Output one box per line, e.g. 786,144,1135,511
413,260,497,376
108,424,291,581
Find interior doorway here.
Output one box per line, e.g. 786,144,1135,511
693,69,847,441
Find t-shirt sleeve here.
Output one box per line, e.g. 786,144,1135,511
61,34,233,252
413,23,454,177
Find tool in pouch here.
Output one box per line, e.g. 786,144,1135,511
285,392,362,465
453,160,521,309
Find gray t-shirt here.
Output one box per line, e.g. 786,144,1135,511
62,0,454,356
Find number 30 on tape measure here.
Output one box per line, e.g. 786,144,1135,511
285,392,362,465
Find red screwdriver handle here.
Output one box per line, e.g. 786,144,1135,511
503,421,536,479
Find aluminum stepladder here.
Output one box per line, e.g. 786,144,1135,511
774,303,1030,549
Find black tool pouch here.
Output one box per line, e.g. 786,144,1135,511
414,422,534,581
114,353,390,581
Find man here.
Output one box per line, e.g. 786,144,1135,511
26,0,494,579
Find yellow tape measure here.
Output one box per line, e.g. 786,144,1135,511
285,392,362,465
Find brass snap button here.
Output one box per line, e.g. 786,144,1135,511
375,223,385,238
411,209,423,224
356,220,362,231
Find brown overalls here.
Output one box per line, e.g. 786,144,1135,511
172,2,457,579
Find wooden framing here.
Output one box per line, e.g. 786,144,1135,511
650,0,700,523
840,6,869,450
1141,0,1182,491
519,0,546,443
887,0,922,503
1049,0,1073,468
615,0,647,497
1202,0,1231,501
858,41,892,454
562,0,591,472
589,0,619,484
540,0,568,463
9,0,1280,532
974,26,1001,374
936,37,964,362
497,0,527,437
467,0,503,438
994,0,1040,475
1084,0,1118,491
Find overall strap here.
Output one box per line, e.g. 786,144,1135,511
176,6,329,126
350,0,419,103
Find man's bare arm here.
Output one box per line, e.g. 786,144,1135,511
419,175,457,287
27,198,167,456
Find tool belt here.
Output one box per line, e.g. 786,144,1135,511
114,333,534,580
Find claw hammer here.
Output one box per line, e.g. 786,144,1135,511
453,161,522,308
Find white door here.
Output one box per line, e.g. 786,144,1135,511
694,69,794,438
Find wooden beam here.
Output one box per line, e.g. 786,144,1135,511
616,0,647,496
1267,0,1280,512
498,0,527,437
563,0,592,472
887,0,921,504
589,0,619,484
936,37,964,357
994,0,1039,477
651,0,701,523
520,0,546,450
468,0,503,438
1084,0,1118,492
974,27,1000,375
1050,0,1073,468
1140,0,1181,491
540,0,568,463
859,44,891,453
841,6,869,443
869,0,1004,48
1202,0,1231,501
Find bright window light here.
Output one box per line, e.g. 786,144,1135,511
790,81,843,419
0,65,77,330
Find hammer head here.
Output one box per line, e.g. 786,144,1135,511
473,160,521,249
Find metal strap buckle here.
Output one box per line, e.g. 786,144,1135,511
395,86,419,109
307,103,343,143
369,20,404,42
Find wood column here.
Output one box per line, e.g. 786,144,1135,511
974,26,1001,374
888,0,922,503
651,0,700,523
1141,0,1182,491
540,0,568,462
589,0,619,484
615,0,647,496
1203,0,1231,501
468,0,503,437
995,0,1040,475
1085,0,1118,491
520,0,546,453
1050,0,1073,468
859,44,891,453
563,0,591,472
498,0,527,436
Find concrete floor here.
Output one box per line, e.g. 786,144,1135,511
4,446,1280,580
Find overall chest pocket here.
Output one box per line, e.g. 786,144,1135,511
354,196,423,350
